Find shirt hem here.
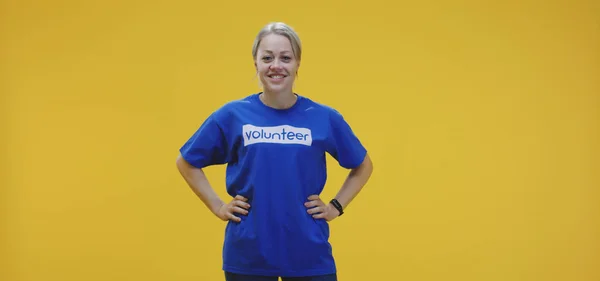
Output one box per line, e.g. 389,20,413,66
222,265,337,278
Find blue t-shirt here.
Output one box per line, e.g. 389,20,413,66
179,93,367,277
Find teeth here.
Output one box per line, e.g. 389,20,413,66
271,75,284,79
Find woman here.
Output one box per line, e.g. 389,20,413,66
176,22,373,281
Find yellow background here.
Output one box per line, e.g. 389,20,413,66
2,0,599,280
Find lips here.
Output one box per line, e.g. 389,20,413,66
268,74,287,78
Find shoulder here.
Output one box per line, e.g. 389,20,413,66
208,93,258,121
299,95,345,121
217,94,256,112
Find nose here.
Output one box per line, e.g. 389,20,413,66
269,59,283,70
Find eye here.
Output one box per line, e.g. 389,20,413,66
262,56,272,61
282,56,292,61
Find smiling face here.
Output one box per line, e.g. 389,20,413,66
254,33,300,95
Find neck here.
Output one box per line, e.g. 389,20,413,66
260,90,297,109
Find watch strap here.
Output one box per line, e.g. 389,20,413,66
329,199,344,216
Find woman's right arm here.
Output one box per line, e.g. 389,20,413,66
175,155,249,222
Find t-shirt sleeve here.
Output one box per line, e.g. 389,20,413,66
179,111,230,168
325,109,367,169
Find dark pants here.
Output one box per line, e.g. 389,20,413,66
225,272,338,281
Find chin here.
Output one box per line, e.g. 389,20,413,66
264,84,292,94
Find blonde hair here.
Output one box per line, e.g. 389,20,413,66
252,22,302,62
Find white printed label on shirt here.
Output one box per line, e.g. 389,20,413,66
242,124,312,146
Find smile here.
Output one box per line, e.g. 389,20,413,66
268,74,287,79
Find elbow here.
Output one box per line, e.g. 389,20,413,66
176,154,182,166
362,153,373,176
175,154,189,173
352,153,373,177
176,154,203,175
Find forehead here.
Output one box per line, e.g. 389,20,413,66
257,34,293,53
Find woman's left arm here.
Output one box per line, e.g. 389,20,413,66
306,153,373,221
332,153,373,211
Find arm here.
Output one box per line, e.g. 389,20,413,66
175,154,224,216
306,109,373,220
306,153,373,220
176,154,250,222
332,153,373,210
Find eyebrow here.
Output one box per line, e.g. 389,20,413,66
263,50,292,54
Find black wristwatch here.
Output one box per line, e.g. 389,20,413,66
329,199,344,216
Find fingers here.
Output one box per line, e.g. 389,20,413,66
305,195,322,207
306,206,324,215
224,195,250,223
312,212,326,219
304,200,320,208
227,212,241,222
305,195,337,221
231,206,248,215
305,194,326,217
233,198,251,209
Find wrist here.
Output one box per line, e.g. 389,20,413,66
329,198,344,216
209,198,225,215
328,203,341,217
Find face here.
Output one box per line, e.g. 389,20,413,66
255,33,299,94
